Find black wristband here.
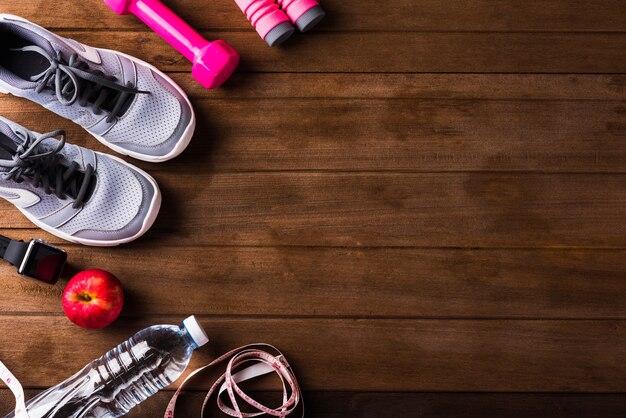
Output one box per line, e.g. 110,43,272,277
0,236,29,268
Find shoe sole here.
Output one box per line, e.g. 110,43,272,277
0,14,196,163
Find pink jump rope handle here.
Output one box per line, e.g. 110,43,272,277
233,0,294,47
104,0,239,89
276,0,325,32
233,0,325,46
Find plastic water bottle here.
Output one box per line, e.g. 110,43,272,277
4,316,208,418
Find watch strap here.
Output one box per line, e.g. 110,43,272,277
0,236,29,268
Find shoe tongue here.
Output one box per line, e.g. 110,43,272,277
21,28,87,69
6,21,84,75
10,20,57,57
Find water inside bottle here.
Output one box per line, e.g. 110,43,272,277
4,322,200,418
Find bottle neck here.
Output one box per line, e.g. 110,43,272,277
179,323,200,349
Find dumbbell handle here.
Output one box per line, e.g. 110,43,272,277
104,0,239,89
124,0,207,62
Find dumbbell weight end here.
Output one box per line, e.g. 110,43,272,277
192,40,239,89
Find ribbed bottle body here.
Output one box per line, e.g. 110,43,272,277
4,324,196,418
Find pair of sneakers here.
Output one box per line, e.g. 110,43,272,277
0,15,196,246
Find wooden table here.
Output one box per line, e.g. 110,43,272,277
0,1,625,416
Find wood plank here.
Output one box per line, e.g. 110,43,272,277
126,392,626,418
1,246,625,319
0,316,624,391
158,98,626,173
172,73,626,100
147,392,626,418
5,73,623,101
3,391,626,418
44,31,626,73
2,0,625,32
2,96,625,173
1,173,624,248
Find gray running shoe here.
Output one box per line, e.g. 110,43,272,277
0,116,161,246
0,14,195,162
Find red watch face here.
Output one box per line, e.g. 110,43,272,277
22,243,66,284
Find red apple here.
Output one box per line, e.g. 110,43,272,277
62,269,124,329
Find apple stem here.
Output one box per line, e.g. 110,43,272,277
76,292,93,303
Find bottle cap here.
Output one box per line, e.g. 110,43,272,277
183,316,209,347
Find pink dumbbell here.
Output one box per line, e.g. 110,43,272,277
104,0,239,89
233,0,295,47
277,0,325,32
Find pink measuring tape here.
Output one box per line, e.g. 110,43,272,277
0,360,29,418
165,343,303,417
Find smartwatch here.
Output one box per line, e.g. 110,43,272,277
0,236,66,284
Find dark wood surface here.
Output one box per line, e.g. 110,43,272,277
0,0,625,417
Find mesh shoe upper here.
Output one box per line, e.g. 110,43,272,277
0,116,160,245
0,15,194,161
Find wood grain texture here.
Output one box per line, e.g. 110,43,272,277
44,31,626,73
3,0,626,32
3,391,626,418
5,72,624,102
1,247,625,319
1,80,624,174
171,73,626,100
0,173,624,247
0,316,624,392
0,0,624,415
124,392,626,418
2,173,624,247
